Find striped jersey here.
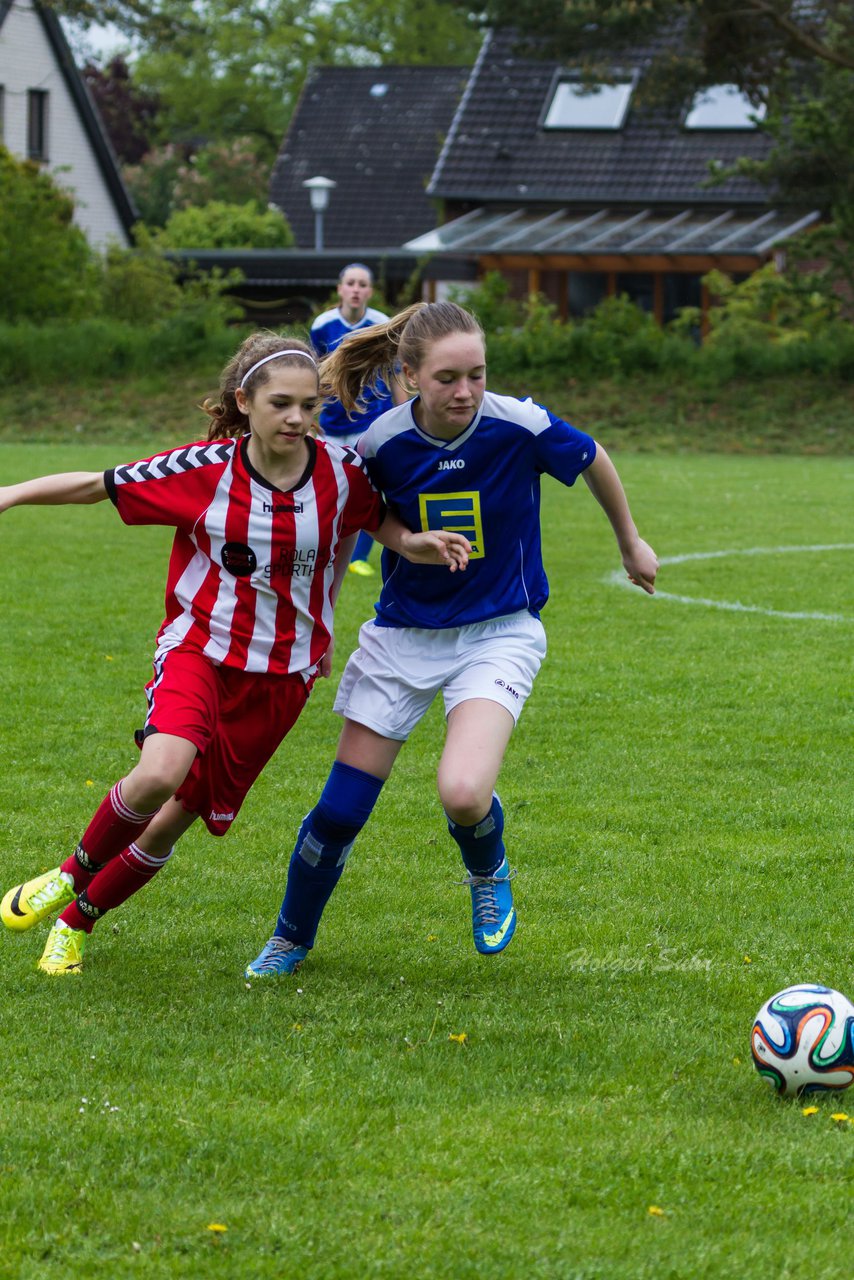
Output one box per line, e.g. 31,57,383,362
310,306,394,437
358,391,596,629
105,435,382,675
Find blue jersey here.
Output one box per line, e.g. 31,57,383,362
358,390,596,629
310,306,394,438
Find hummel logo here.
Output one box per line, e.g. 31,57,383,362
210,810,235,823
483,909,515,949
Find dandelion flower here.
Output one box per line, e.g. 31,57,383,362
830,1113,849,1123
206,1223,227,1233
801,1106,819,1117
449,1032,467,1044
648,1205,666,1217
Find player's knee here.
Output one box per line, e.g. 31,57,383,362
125,762,186,809
440,780,493,828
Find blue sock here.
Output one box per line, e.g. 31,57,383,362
447,793,505,877
350,530,374,562
275,761,384,948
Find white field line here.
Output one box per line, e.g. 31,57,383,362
604,543,854,622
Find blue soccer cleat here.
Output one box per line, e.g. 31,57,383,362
244,937,308,979
461,858,517,954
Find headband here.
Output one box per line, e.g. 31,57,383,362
239,349,317,390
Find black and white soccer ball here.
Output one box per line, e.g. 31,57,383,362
751,984,854,1098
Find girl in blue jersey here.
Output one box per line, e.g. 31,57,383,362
246,301,659,978
310,263,401,577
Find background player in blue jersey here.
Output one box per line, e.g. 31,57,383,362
310,263,401,577
246,301,659,979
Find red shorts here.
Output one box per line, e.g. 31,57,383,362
138,648,313,835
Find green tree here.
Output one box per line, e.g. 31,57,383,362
122,143,187,226
0,148,99,322
474,3,854,90
123,138,271,226
47,1,478,162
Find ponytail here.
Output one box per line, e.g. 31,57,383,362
319,301,484,417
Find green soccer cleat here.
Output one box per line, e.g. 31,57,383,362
244,937,308,979
462,858,517,955
38,922,87,976
1,869,76,932
347,559,375,577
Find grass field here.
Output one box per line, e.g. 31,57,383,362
0,441,852,1279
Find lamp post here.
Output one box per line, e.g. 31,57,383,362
302,176,337,251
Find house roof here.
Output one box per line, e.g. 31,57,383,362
0,1,137,236
406,206,821,258
429,29,773,208
269,64,469,250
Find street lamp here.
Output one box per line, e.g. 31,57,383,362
302,175,337,251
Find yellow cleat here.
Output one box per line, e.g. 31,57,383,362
1,869,75,932
38,922,86,975
347,559,375,577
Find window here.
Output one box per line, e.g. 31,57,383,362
27,89,49,161
543,78,634,130
685,85,766,130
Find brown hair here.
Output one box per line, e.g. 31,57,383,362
318,301,484,416
201,333,319,441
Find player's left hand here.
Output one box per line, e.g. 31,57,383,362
622,537,659,594
401,530,471,572
318,637,335,678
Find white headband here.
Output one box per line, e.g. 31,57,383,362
239,349,317,390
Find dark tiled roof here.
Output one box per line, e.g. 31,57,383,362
270,65,469,249
430,29,772,208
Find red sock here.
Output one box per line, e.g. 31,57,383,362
60,782,159,891
60,842,174,933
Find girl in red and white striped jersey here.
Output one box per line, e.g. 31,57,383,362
0,332,470,976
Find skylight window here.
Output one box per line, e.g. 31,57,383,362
543,79,634,130
685,85,766,129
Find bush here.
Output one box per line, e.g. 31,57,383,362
153,200,294,250
0,147,101,322
457,275,695,382
0,313,241,386
451,269,854,388
99,228,243,326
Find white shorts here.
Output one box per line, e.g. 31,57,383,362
333,610,547,741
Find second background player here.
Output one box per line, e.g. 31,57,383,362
310,263,406,576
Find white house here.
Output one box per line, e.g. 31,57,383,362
0,0,136,248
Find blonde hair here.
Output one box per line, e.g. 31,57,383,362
201,333,319,440
318,301,484,416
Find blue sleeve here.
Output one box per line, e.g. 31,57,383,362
534,412,596,486
309,321,329,358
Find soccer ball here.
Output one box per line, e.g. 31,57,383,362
751,984,854,1098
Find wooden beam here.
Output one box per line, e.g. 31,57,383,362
653,273,665,327
479,251,763,274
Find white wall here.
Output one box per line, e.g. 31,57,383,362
0,1,129,247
